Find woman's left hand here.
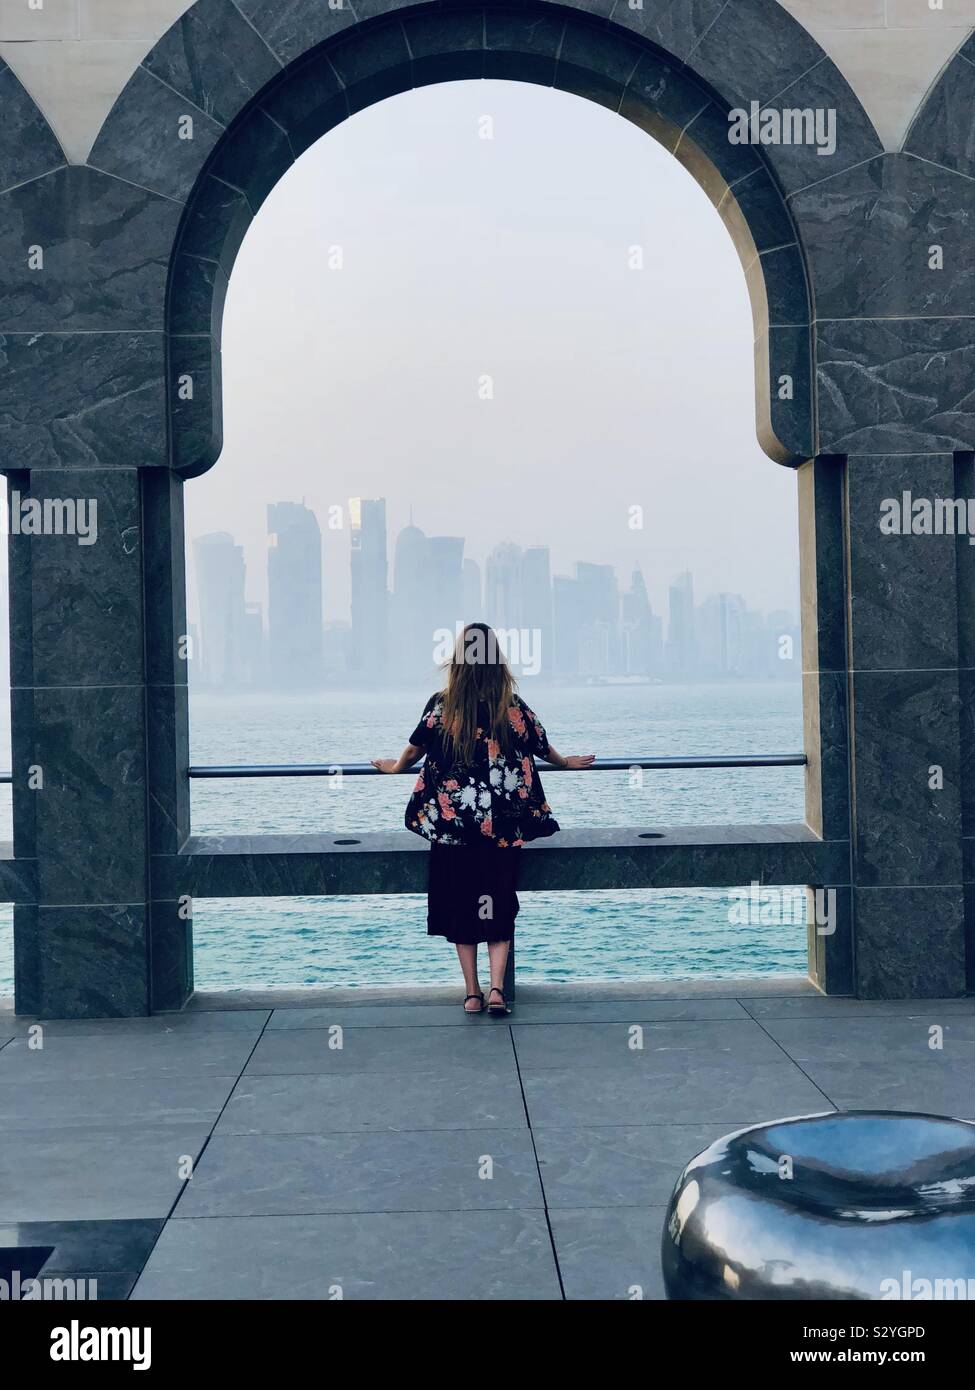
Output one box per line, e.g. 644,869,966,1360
371,758,399,774
564,754,596,770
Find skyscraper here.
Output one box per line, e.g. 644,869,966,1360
242,601,266,688
621,567,657,676
667,570,697,676
697,591,746,676
575,561,619,676
349,496,389,683
521,546,553,680
462,558,482,622
193,531,247,689
485,542,523,631
267,501,323,689
428,536,465,642
552,574,582,678
392,518,432,681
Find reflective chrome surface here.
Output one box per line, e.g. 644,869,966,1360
662,1112,975,1300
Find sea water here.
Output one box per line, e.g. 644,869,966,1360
186,680,808,990
0,681,809,995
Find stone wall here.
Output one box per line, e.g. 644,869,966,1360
1,0,973,161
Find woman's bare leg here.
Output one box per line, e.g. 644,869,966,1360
455,943,483,1010
487,939,510,1004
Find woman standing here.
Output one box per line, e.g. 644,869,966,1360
372,623,594,1015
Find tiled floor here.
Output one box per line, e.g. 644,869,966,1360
1,983,973,1300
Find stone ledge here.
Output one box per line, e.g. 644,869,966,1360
180,975,824,1010
147,824,851,898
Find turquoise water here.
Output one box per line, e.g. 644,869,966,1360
188,681,808,990
0,681,809,997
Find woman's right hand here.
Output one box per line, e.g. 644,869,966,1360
563,754,596,770
371,758,399,774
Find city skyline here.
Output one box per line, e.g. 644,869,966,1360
186,489,800,636
183,80,800,637
189,497,799,692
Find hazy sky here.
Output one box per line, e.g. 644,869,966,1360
184,79,800,627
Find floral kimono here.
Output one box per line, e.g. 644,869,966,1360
405,692,561,847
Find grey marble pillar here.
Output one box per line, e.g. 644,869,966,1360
10,465,193,1017
844,454,966,997
144,469,194,1013
956,455,975,992
10,469,153,1016
799,457,852,995
0,137,193,1017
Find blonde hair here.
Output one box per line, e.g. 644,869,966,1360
440,623,515,765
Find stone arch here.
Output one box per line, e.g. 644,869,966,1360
0,56,66,192
0,56,70,463
82,0,882,475
903,28,975,174
14,1,974,1018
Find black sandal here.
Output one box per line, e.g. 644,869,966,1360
464,992,485,1014
487,987,511,1017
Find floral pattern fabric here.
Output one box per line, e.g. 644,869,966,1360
405,693,561,847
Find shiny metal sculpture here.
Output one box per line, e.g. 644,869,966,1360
662,1111,975,1300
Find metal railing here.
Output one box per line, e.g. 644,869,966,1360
187,753,806,779
0,754,806,785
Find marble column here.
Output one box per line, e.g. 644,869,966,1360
144,469,194,1013
10,469,153,1016
9,465,193,1018
844,454,966,997
799,456,852,995
1,163,184,1018
950,453,975,993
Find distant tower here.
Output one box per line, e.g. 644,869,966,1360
393,518,432,681
622,567,655,676
667,570,697,676
485,542,523,631
349,497,389,683
461,558,482,622
193,532,247,689
242,601,266,688
575,561,619,676
552,574,582,677
267,501,323,689
520,546,553,680
697,592,745,675
428,536,465,640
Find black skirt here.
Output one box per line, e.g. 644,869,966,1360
427,843,521,944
